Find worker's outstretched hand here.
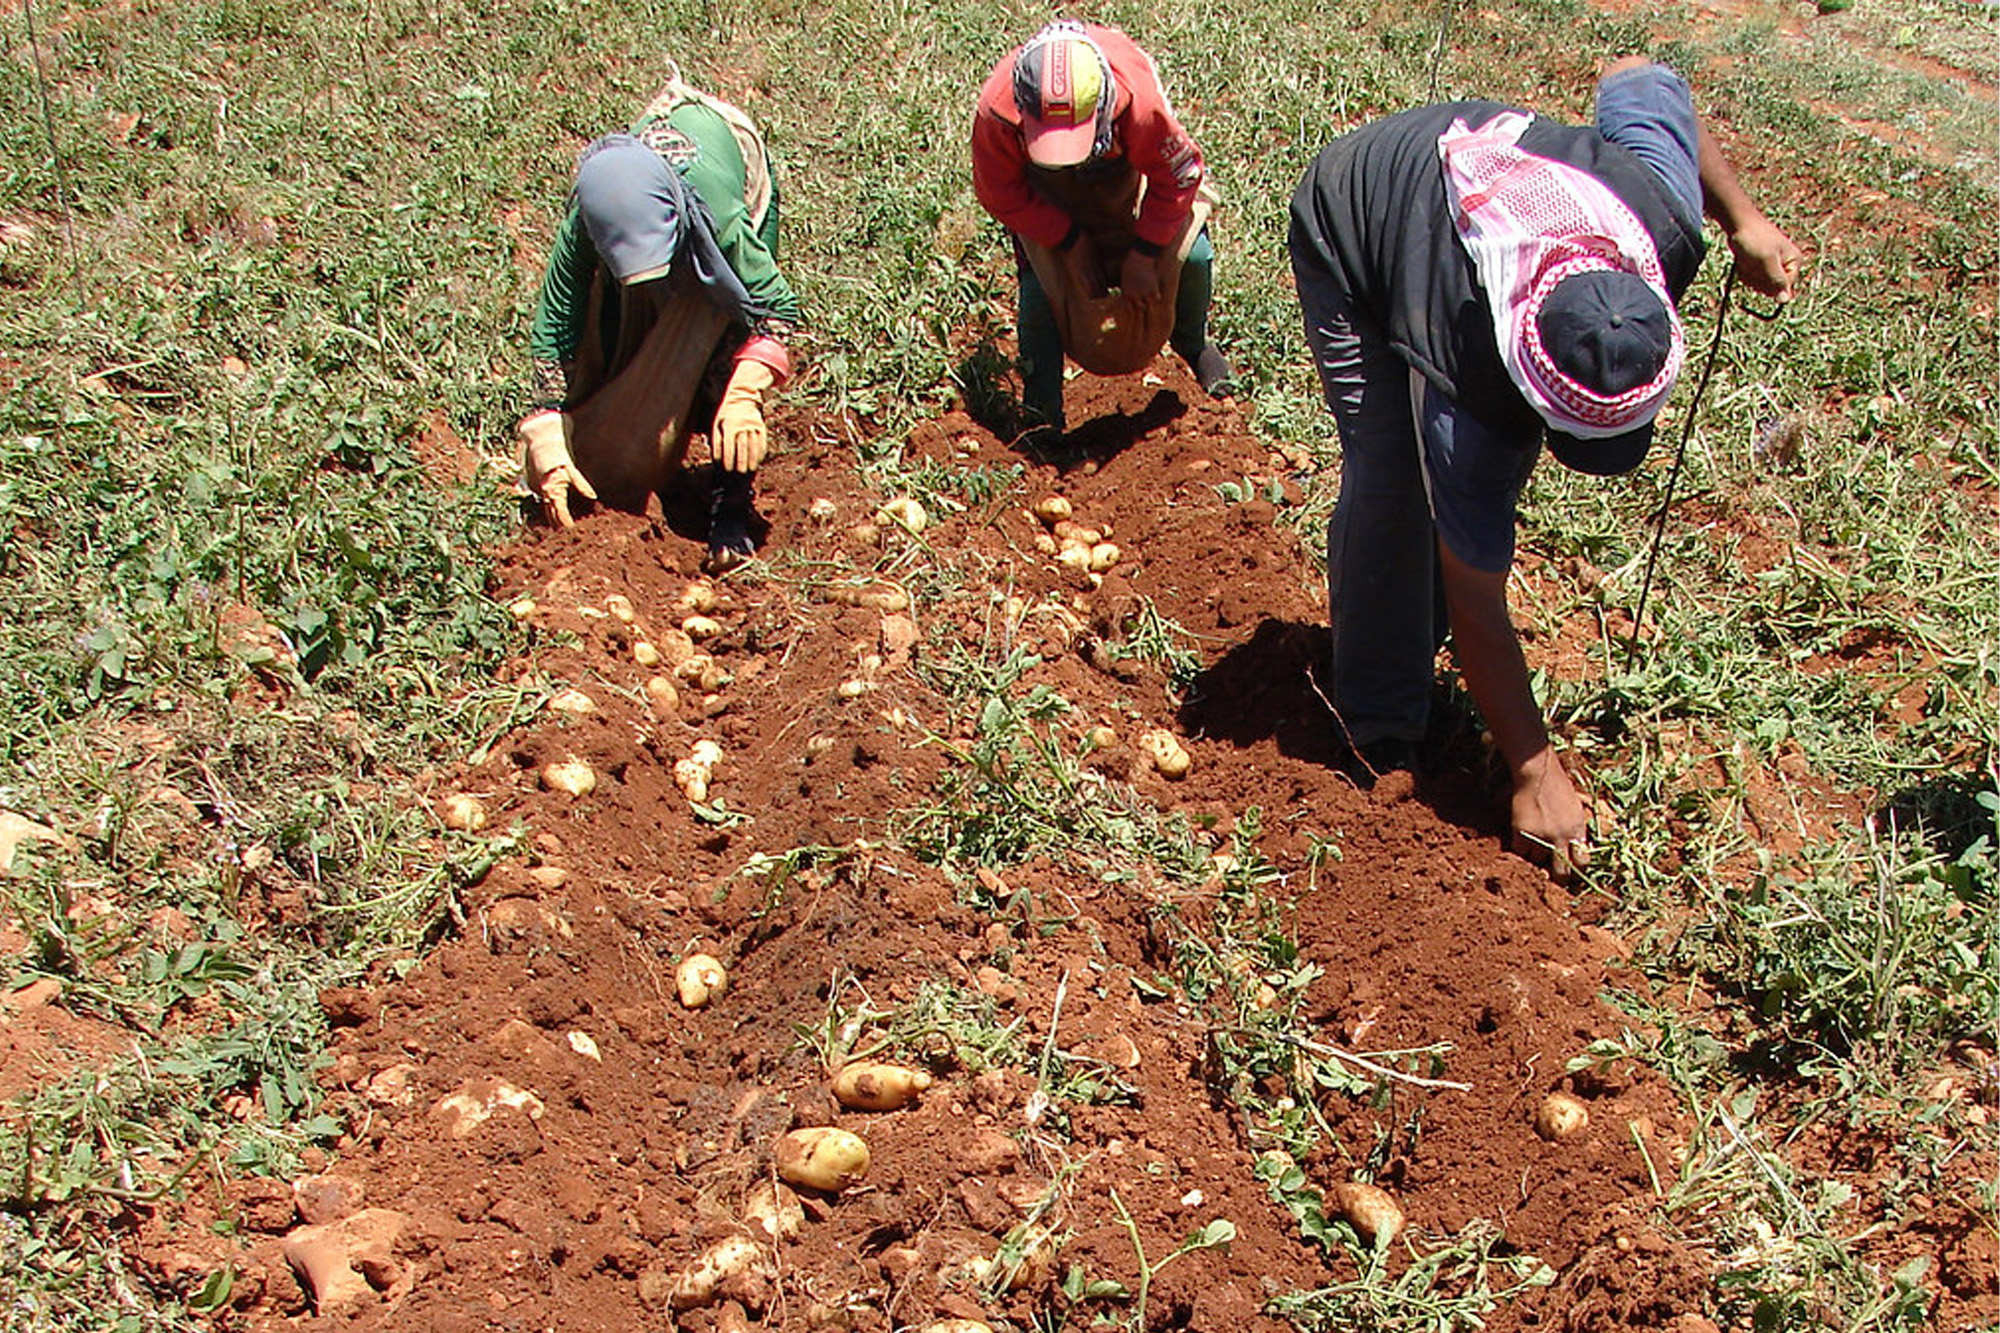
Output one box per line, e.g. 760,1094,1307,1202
713,358,777,473
515,409,597,527
1727,214,1804,303
1509,747,1593,884
1118,247,1162,306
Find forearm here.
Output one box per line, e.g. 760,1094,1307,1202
1438,544,1550,777
971,119,1074,249
1695,120,1762,236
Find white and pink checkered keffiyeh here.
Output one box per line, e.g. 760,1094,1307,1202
1438,111,1684,438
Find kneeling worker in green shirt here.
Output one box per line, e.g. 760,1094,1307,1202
517,77,800,573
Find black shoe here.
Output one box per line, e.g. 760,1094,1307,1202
706,471,758,574
1187,343,1236,399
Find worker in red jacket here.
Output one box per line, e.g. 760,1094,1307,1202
973,21,1233,442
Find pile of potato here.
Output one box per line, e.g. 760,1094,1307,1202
665,1057,940,1317
1029,494,1121,586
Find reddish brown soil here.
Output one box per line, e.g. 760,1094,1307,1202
30,352,1985,1331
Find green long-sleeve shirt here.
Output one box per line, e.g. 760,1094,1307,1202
529,101,801,373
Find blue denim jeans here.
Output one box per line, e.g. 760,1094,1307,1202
1291,243,1539,749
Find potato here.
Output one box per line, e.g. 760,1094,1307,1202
658,628,698,667
1534,1091,1590,1141
671,1234,766,1311
675,740,720,800
604,593,636,623
977,1228,1056,1291
540,760,597,796
677,954,728,1008
678,581,719,614
674,761,710,803
775,1126,871,1192
877,496,928,533
856,587,910,614
848,521,882,548
675,653,714,684
832,1062,934,1111
1139,729,1192,779
1330,1181,1404,1246
1071,526,1103,548
743,1179,804,1241
567,1031,601,1061
632,640,662,667
1032,495,1072,525
1083,724,1117,749
1056,544,1093,573
836,678,877,699
807,496,838,522
507,597,537,619
645,675,681,712
1034,533,1060,556
682,614,723,640
441,793,487,832
547,687,596,717
1087,541,1121,573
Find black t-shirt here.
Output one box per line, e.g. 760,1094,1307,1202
1289,100,1706,438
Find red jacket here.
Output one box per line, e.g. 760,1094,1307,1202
971,25,1205,250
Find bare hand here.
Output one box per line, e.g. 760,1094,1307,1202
1728,214,1804,303
1118,247,1161,306
1509,747,1592,883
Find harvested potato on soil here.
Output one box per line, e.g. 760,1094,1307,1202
440,793,487,832
831,1062,934,1111
973,1226,1057,1290
877,496,928,533
1032,495,1072,524
1330,1181,1404,1246
743,1179,804,1241
507,596,537,619
682,614,723,640
540,759,597,796
1534,1091,1590,1141
776,1126,871,1192
547,687,596,717
676,953,728,1008
645,675,681,712
1087,541,1122,573
677,581,718,614
1139,729,1192,778
632,640,662,667
604,593,635,623
671,1234,767,1311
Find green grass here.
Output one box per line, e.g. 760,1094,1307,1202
1,0,1995,1325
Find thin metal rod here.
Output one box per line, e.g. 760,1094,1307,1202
22,0,86,308
1626,265,1737,670
1427,0,1457,100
